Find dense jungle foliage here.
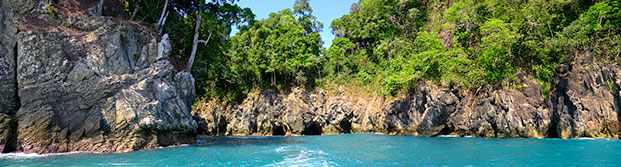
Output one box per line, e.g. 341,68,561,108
122,0,621,102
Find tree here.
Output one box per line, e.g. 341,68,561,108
225,0,322,89
328,37,354,75
478,18,518,84
127,0,621,101
187,0,254,72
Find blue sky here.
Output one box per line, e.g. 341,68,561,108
231,0,359,48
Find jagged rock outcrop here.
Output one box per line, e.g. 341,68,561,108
193,79,550,138
445,75,551,138
0,0,197,153
194,66,620,139
549,56,621,138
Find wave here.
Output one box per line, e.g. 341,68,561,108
266,146,334,167
274,146,288,153
574,137,616,141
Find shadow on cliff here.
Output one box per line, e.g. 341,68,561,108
2,43,20,153
609,68,621,137
196,136,305,147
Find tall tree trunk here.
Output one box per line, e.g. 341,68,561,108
272,70,276,85
187,3,215,72
158,10,168,33
337,57,340,75
187,14,202,71
187,2,204,72
258,72,261,85
317,65,321,81
157,0,169,26
156,0,169,33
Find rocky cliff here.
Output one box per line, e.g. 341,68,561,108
0,0,197,153
193,56,621,139
1,0,620,155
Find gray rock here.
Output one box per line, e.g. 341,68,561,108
0,1,197,153
549,59,621,138
194,68,619,139
12,24,196,153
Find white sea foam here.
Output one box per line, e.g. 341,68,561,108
224,136,269,139
437,135,459,138
275,146,288,153
575,137,616,141
266,146,334,167
108,163,134,166
0,151,88,159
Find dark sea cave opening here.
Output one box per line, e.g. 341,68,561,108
272,124,286,136
339,120,352,134
301,123,322,135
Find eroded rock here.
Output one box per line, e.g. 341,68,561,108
0,0,197,153
549,58,621,139
194,70,620,139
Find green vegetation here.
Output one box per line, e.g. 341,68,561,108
45,3,58,18
126,0,621,102
15,25,25,32
220,0,324,100
124,0,254,101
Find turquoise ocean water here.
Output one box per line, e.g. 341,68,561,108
1,133,620,166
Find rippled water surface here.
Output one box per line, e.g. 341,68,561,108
2,133,621,166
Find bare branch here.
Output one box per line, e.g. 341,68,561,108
157,0,169,26
130,0,142,20
203,30,214,46
158,10,169,33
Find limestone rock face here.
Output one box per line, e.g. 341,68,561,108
194,69,620,138
193,88,358,136
380,82,460,136
446,75,551,138
0,0,197,153
549,58,621,139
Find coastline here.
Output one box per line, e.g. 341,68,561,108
3,133,620,156
194,62,621,140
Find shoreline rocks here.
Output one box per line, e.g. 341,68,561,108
193,61,621,139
